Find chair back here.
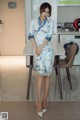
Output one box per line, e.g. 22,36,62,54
65,43,78,67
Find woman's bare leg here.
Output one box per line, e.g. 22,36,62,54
42,76,50,109
36,74,44,112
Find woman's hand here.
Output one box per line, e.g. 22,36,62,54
35,39,48,56
37,47,42,56
35,47,42,56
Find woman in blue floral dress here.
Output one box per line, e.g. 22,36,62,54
28,2,54,117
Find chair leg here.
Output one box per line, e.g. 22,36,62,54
55,55,59,76
57,66,63,99
27,65,33,99
66,68,72,90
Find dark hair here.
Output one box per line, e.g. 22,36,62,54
40,2,51,17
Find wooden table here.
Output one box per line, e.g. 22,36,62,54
24,42,65,99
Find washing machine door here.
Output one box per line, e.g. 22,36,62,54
73,35,80,65
73,18,80,30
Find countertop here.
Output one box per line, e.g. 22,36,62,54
57,31,80,35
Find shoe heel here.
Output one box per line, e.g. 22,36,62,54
42,109,47,114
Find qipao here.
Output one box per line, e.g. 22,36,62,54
28,17,54,76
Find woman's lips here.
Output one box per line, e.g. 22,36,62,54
44,16,47,18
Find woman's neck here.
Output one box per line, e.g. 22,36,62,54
40,16,45,22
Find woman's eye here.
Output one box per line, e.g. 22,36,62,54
44,10,49,13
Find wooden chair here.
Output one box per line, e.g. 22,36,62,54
54,43,79,99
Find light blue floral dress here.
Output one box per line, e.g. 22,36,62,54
28,17,54,76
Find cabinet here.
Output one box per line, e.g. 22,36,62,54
57,0,80,6
60,34,80,65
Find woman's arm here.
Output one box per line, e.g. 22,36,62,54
28,20,40,56
37,20,54,56
39,39,48,50
30,38,37,50
30,38,41,56
37,39,48,56
30,38,48,56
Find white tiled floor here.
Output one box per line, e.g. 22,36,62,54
0,56,80,101
0,56,28,101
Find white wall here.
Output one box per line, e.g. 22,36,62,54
25,0,31,43
58,6,80,23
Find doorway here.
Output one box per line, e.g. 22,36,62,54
0,0,25,55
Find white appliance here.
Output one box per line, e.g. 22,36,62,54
60,34,80,65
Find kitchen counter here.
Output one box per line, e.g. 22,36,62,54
57,31,80,35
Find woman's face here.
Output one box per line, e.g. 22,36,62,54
40,7,50,21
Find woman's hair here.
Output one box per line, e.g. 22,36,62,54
40,2,51,17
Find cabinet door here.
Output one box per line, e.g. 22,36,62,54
57,0,80,6
60,35,74,43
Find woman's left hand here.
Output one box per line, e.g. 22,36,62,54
36,47,42,56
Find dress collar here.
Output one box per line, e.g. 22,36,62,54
38,17,47,26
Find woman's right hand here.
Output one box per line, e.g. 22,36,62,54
34,47,42,56
35,48,40,56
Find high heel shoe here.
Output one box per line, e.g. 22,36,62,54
42,108,47,114
36,102,43,117
42,100,47,114
37,112,43,117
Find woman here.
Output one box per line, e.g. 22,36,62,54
28,2,54,117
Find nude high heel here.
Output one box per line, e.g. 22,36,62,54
36,102,43,117
37,112,43,117
42,108,47,114
42,100,47,114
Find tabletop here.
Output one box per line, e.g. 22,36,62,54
23,42,65,56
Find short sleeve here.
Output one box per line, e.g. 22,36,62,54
45,20,54,41
28,20,34,40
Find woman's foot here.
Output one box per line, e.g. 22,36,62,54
36,101,43,117
42,99,47,114
42,108,47,114
37,112,43,117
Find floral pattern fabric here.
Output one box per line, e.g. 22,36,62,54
28,17,54,76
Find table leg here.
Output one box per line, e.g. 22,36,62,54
27,56,33,99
